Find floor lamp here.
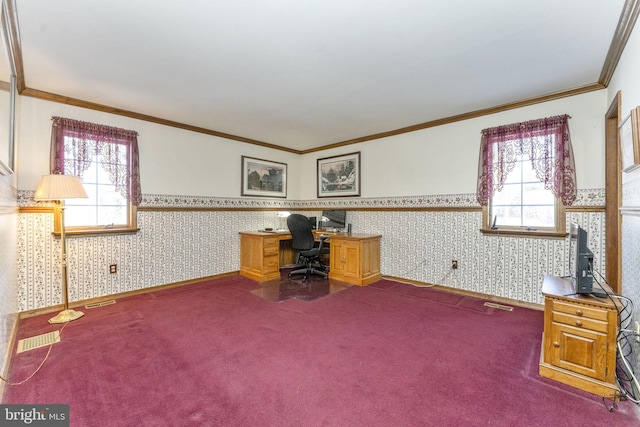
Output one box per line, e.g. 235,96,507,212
34,174,88,324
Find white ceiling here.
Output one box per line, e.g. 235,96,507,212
6,0,627,152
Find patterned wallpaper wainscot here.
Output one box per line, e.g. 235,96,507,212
1,172,18,382
16,189,605,312
621,175,640,373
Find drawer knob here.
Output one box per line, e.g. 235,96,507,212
575,320,583,327
575,310,583,316
553,341,560,347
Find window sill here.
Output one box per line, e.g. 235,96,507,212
53,228,140,238
480,228,567,238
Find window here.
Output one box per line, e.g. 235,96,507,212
477,115,575,236
64,146,132,228
487,150,564,232
50,117,141,234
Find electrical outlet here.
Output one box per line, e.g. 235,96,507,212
634,321,640,343
109,264,117,274
451,260,458,270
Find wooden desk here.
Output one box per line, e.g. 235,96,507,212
239,231,382,286
538,275,619,397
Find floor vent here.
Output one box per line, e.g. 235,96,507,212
17,331,60,353
85,300,116,309
484,302,514,311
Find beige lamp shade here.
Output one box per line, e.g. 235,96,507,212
34,174,89,201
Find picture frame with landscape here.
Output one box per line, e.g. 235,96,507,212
241,156,287,198
317,152,360,198
619,107,640,173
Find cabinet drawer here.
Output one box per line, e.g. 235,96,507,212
552,312,608,333
263,255,279,273
264,246,279,256
263,238,280,255
552,300,608,321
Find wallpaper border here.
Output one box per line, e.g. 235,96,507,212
18,188,606,210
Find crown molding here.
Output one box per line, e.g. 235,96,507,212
301,83,605,154
2,0,23,91
599,0,640,86
20,87,302,154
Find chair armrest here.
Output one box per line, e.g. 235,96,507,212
318,235,330,251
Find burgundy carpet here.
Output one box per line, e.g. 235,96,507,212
2,275,639,426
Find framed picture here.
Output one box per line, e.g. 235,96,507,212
241,156,287,198
317,151,361,198
619,107,640,173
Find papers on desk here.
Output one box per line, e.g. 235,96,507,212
259,229,289,233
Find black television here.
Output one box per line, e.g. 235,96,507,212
321,210,346,231
568,222,595,295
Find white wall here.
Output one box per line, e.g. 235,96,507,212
16,96,302,198
607,16,640,376
17,90,605,198
299,91,606,199
609,20,640,119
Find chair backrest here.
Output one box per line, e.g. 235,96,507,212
287,214,315,251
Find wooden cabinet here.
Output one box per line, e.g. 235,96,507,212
239,232,282,282
329,234,381,286
539,275,618,397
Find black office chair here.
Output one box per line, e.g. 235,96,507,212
287,214,330,282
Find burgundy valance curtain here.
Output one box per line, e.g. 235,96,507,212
50,116,142,205
476,114,576,207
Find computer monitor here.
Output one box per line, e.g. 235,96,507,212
320,210,346,231
568,222,594,295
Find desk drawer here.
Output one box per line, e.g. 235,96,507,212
264,246,279,256
263,255,279,274
263,238,279,255
552,300,607,321
552,312,608,333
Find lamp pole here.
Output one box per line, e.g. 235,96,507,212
33,174,88,324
